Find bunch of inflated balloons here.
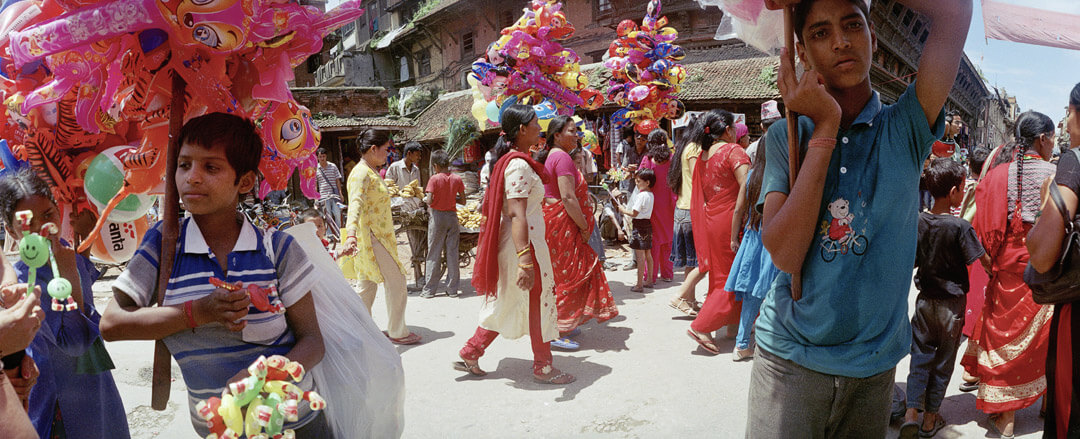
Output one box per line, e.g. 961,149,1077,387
0,0,362,255
196,355,326,439
604,0,687,128
468,0,603,130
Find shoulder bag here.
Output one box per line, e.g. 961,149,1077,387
1024,171,1080,304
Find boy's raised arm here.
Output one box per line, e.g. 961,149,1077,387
906,0,973,127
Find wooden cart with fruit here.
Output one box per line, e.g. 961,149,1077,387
456,201,483,267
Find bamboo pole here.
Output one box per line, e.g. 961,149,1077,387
783,6,803,301
151,73,186,410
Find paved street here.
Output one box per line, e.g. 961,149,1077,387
93,241,1046,438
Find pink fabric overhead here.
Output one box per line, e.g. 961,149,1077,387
982,0,1080,51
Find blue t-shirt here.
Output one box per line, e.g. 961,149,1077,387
755,82,944,378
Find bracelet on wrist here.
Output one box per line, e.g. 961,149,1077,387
516,246,532,257
808,137,837,150
184,300,198,329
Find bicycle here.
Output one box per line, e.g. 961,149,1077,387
820,231,868,263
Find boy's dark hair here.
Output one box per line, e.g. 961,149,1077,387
0,168,54,226
968,146,990,177
923,158,966,199
431,150,451,169
317,148,328,156
404,141,423,155
636,168,656,188
793,0,870,42
1071,82,1080,108
179,113,262,184
299,208,322,223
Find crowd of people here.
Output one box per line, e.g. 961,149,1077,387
2,0,1080,438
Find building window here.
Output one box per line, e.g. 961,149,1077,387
417,48,431,77
890,2,903,18
596,0,613,18
919,30,929,44
461,31,475,58
911,20,923,38
902,9,914,26
499,10,515,30
399,55,411,82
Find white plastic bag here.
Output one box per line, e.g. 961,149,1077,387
284,222,406,438
697,0,871,55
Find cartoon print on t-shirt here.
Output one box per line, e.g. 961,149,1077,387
820,197,868,262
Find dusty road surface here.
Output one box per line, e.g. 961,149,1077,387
94,239,1046,438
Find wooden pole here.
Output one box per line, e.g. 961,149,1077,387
151,73,186,411
783,6,803,301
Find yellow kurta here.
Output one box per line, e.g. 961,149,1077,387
477,158,558,342
340,161,406,282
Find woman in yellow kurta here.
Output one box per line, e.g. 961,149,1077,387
340,129,421,345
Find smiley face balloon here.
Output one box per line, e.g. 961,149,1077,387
157,0,256,53
261,100,319,160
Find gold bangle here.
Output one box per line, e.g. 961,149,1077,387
516,247,532,257
518,263,535,269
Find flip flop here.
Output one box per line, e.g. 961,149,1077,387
899,421,920,439
452,356,487,376
669,298,698,317
533,370,575,385
958,380,979,392
987,414,1014,439
918,416,946,438
551,337,580,350
389,332,422,345
687,329,720,355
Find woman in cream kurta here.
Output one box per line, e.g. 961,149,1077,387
455,103,573,385
340,130,420,344
477,158,558,341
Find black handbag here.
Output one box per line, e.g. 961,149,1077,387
1024,181,1080,304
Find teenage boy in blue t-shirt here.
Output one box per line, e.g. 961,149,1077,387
99,113,327,437
748,0,971,437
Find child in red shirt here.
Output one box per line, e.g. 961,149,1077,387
422,150,466,298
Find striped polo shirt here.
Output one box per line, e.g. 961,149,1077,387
113,216,319,435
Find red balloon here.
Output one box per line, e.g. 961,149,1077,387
635,119,659,135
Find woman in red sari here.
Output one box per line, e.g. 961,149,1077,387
964,111,1056,438
640,129,676,284
685,109,750,354
542,116,619,342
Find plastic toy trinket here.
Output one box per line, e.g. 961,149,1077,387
209,277,285,314
196,355,324,439
15,211,76,311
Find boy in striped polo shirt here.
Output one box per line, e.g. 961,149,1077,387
100,113,327,437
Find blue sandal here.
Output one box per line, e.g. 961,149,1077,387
551,337,579,350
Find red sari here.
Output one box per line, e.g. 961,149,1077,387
690,143,750,333
962,159,1053,414
543,170,619,332
641,156,675,281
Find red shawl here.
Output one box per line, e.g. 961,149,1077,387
972,160,1022,262
472,151,551,297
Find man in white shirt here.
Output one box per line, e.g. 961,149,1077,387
316,148,343,236
747,100,781,163
385,142,427,290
